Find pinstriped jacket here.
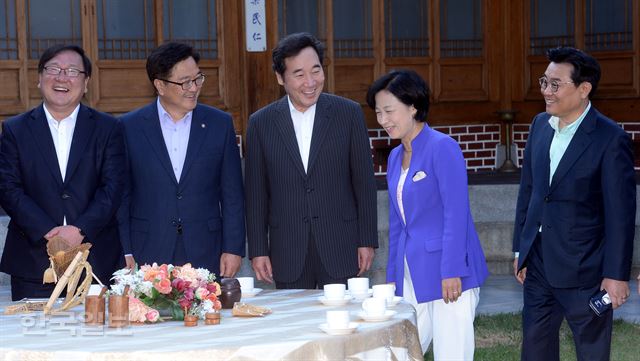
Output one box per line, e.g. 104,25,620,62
245,93,378,283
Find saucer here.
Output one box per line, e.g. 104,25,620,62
241,288,262,298
348,289,373,301
358,310,397,322
318,295,351,306
319,322,358,335
386,296,403,307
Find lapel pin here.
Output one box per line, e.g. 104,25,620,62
201,123,206,128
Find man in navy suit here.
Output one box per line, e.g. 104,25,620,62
118,42,245,277
0,45,126,300
245,33,377,289
513,47,635,360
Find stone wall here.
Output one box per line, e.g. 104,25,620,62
1,185,639,287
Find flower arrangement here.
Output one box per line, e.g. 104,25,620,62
111,263,222,322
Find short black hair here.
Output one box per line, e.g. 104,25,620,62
366,69,431,122
38,44,92,77
146,42,201,83
272,32,324,75
547,46,601,98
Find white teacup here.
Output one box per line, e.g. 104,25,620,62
362,297,386,317
326,310,350,329
324,283,346,300
372,284,396,302
237,277,255,293
347,277,369,296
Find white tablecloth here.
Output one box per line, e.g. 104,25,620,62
0,288,422,360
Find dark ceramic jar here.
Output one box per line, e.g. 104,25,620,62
220,278,241,309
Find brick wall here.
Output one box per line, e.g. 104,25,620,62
369,124,502,176
238,121,640,173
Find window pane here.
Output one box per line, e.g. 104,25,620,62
0,0,18,59
585,0,632,51
333,0,372,58
385,0,429,57
530,0,575,55
97,0,155,59
440,0,483,57
27,0,82,59
163,0,217,59
278,0,321,39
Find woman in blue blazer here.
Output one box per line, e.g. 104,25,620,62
367,70,489,359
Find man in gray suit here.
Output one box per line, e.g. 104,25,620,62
245,32,378,289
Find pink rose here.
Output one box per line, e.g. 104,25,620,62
154,278,172,294
145,309,160,322
195,287,209,300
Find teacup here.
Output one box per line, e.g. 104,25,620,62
362,297,386,317
323,283,346,300
237,277,255,293
326,310,350,329
372,284,395,302
347,277,369,296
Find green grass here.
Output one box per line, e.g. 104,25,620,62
423,313,640,361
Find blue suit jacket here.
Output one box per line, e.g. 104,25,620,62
513,108,636,288
118,102,245,274
386,125,489,303
0,104,126,282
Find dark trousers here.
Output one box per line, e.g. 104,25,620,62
10,275,56,301
172,235,188,267
276,232,351,289
522,234,612,361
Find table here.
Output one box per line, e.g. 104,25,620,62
0,288,422,360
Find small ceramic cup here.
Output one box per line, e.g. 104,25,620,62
323,283,346,300
326,310,350,329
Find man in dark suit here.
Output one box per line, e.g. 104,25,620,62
245,33,378,289
118,42,245,277
513,47,635,360
0,45,125,300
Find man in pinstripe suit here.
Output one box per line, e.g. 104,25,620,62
245,32,378,289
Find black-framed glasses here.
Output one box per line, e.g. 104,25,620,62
159,73,205,90
43,66,86,78
538,76,574,93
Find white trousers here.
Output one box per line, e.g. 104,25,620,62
403,259,480,361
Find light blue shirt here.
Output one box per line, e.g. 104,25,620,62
548,102,591,185
157,98,192,181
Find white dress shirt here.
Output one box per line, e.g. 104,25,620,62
287,96,316,172
43,103,80,225
157,98,192,181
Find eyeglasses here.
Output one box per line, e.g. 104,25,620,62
159,73,205,90
43,66,86,78
538,77,574,93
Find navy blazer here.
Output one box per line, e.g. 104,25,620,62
118,102,245,274
245,93,378,283
0,104,126,283
513,107,636,288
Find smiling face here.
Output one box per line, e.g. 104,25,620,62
275,46,325,112
374,90,421,144
541,62,592,124
154,56,202,121
38,50,89,120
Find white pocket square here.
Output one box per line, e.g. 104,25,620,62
412,171,427,182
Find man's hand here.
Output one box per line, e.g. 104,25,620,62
514,257,527,285
442,277,462,303
357,247,375,276
124,255,136,271
219,253,242,278
45,225,84,246
601,278,630,309
251,256,273,283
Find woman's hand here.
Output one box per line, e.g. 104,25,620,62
442,277,462,303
